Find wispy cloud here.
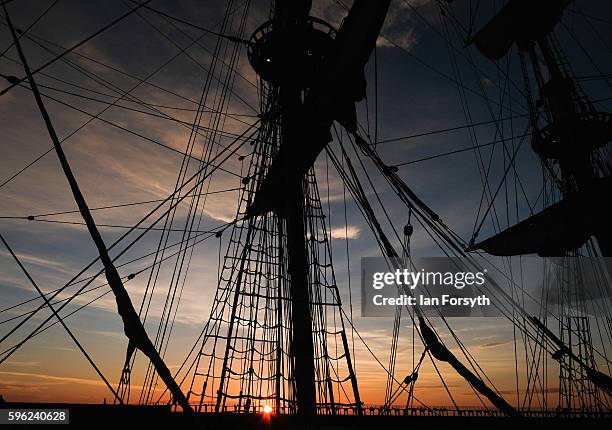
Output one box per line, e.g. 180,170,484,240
377,0,435,51
330,225,361,240
0,371,108,388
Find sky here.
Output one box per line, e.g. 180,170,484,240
1,0,612,411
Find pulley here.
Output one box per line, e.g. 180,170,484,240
403,223,413,237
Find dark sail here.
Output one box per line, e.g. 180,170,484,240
470,176,612,256
470,0,571,60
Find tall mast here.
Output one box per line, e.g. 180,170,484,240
469,0,612,257
200,0,390,416
469,0,612,407
274,1,317,417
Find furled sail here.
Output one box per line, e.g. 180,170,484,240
470,0,571,60
419,318,520,417
470,176,612,256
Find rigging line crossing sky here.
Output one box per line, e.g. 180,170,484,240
0,0,154,96
0,218,234,322
0,0,59,58
0,120,256,363
0,232,123,403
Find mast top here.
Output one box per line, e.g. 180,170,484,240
247,17,337,86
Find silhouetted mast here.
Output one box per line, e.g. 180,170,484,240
468,0,612,405
469,0,612,257
241,0,391,416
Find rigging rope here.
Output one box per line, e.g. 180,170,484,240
4,4,194,411
0,0,154,96
0,233,123,403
